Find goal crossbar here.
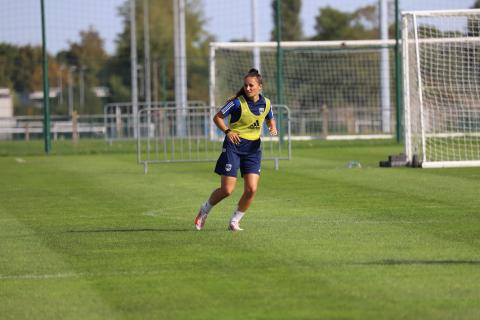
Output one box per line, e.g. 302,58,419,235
210,39,396,49
402,8,480,16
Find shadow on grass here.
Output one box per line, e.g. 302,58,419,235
357,259,480,266
65,228,220,233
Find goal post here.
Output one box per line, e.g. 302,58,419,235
402,9,480,168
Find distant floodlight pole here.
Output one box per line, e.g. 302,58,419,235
173,0,187,137
144,0,151,110
40,0,51,153
58,65,64,105
251,0,261,71
275,0,284,143
275,0,283,105
68,66,75,116
143,0,152,152
379,0,391,133
394,0,402,142
130,0,139,141
79,65,85,109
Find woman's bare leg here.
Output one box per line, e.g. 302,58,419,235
208,175,237,205
237,173,260,212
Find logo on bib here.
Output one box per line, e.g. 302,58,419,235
248,119,260,130
225,164,232,172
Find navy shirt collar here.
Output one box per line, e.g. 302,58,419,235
244,94,265,106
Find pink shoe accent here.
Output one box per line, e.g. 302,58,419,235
228,221,243,231
194,210,207,230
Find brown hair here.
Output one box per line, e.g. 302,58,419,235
227,68,263,102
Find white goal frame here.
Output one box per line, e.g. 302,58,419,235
209,40,395,107
402,9,480,168
209,40,397,140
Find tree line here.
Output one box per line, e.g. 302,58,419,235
0,0,403,116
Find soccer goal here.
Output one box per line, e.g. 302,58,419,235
210,40,397,139
403,9,480,168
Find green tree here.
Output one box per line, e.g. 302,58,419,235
473,1,480,8
312,6,379,41
107,0,213,103
12,46,43,94
312,6,352,40
0,44,49,115
0,43,64,115
271,0,303,41
0,44,17,88
55,27,109,114
65,27,108,83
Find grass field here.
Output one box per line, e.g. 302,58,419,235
1,139,479,319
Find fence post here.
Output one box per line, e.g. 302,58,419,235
346,108,355,134
72,110,79,145
321,104,329,139
115,106,122,138
24,123,30,141
300,116,306,136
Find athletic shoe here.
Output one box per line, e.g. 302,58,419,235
228,221,243,231
194,209,208,231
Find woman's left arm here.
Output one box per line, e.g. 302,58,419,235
266,118,278,136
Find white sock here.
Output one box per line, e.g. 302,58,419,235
201,201,213,215
230,209,245,223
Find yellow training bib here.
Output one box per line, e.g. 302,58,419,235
230,96,271,141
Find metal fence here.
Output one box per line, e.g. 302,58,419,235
0,114,105,141
103,101,207,142
291,107,394,140
0,105,391,143
137,105,291,173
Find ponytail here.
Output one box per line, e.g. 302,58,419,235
226,68,263,102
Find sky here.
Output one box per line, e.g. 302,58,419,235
204,0,478,42
0,0,477,54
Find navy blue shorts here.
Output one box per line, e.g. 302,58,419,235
214,138,262,177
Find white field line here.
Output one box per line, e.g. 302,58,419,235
252,216,454,224
0,269,168,281
141,205,195,217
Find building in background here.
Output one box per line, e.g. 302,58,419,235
0,88,13,117
0,88,14,139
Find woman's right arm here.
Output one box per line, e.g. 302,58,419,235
213,111,240,144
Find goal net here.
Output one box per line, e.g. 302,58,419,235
403,9,480,168
210,40,397,139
